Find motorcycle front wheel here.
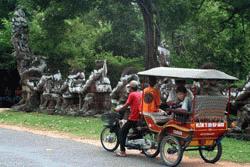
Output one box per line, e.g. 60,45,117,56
100,127,119,152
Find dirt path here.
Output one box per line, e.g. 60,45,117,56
0,108,10,112
0,123,249,167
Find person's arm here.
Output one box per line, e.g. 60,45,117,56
115,93,133,112
115,103,129,112
181,97,191,112
187,88,194,99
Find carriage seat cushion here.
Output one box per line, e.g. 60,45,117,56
143,112,170,125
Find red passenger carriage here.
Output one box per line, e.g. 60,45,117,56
100,67,237,167
138,67,237,166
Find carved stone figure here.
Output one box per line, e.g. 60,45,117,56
158,78,174,102
233,73,250,132
11,8,46,111
35,71,62,114
236,104,250,131
111,73,140,105
157,40,170,67
50,61,112,116
52,70,85,116
80,60,112,116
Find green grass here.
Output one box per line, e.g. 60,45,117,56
0,110,250,163
185,137,250,163
222,138,250,163
0,110,103,139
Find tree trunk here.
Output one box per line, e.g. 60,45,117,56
137,0,160,69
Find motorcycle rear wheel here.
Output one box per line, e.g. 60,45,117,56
142,132,160,158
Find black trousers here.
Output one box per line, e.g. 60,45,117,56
119,120,137,152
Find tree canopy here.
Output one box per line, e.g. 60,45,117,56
0,0,250,80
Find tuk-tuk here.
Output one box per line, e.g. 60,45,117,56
138,67,237,167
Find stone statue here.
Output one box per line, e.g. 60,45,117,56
51,61,112,117
233,73,250,132
111,73,140,105
35,74,53,110
49,70,85,116
11,8,46,111
24,70,62,114
158,78,174,102
38,71,62,114
156,41,174,102
157,40,170,67
80,60,112,116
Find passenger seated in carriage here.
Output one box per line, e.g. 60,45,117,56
173,86,192,112
166,79,193,107
198,79,223,96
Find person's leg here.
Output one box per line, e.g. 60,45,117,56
119,121,133,152
117,120,137,156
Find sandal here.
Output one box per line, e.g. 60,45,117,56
116,151,127,157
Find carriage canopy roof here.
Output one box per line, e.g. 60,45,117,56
138,67,238,81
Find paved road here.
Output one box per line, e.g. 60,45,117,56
1,127,249,167
0,128,164,167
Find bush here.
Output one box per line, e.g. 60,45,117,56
0,19,15,69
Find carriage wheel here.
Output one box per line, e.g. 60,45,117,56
100,127,119,152
160,136,183,167
199,142,222,163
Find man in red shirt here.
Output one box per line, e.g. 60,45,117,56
115,80,142,157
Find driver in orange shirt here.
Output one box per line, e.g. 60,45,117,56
142,76,161,113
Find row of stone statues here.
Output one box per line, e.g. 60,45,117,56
10,7,172,114
13,60,113,116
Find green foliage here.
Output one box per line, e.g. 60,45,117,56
0,19,15,69
156,0,201,32
28,12,70,74
28,8,144,80
29,12,46,52
0,19,11,48
0,0,17,27
1,0,250,82
95,52,143,86
162,0,250,79
61,17,111,70
232,80,246,89
95,0,145,58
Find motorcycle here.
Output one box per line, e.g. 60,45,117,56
100,111,160,158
